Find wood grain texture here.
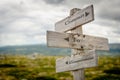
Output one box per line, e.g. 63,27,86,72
72,69,84,80
71,26,85,80
47,31,109,51
56,49,98,73
55,5,94,32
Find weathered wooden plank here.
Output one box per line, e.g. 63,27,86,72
56,50,98,73
55,5,94,32
47,31,109,50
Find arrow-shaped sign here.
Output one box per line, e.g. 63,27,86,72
85,12,89,17
56,49,98,72
47,31,109,51
55,5,94,32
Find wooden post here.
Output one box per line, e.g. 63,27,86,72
72,69,84,80
47,5,109,80
70,8,85,80
71,27,85,80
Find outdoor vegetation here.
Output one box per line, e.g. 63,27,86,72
0,54,120,80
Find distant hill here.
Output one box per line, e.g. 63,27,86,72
0,44,71,56
109,43,120,53
97,43,120,56
0,43,120,56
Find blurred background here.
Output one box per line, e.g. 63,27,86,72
0,0,120,80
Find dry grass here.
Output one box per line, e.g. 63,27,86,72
0,54,120,80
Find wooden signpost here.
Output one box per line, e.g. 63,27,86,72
47,31,109,50
56,49,97,72
47,5,109,80
55,5,94,32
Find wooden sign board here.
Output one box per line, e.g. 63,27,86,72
55,5,94,32
47,31,109,51
56,50,98,73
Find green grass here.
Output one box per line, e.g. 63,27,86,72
0,55,120,80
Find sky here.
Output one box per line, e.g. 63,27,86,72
0,0,120,46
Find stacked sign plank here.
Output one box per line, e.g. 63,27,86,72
47,5,109,80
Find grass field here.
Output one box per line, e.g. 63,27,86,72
0,54,120,80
